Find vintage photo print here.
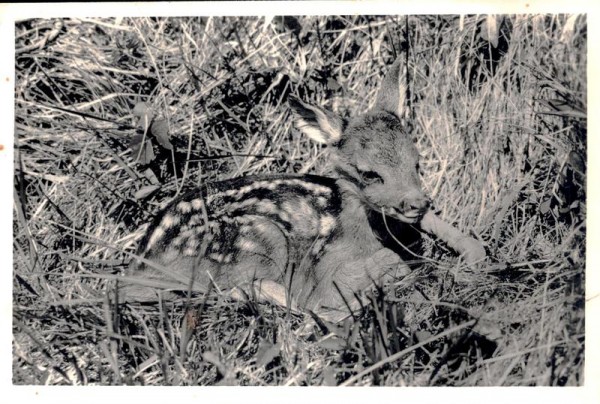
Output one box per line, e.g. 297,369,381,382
3,1,596,402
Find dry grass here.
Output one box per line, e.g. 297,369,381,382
13,15,585,386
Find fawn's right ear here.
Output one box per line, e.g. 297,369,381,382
289,95,343,145
374,57,407,120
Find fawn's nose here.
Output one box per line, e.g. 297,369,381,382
403,196,431,213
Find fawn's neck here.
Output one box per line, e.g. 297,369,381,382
336,178,383,252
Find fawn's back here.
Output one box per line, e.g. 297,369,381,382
127,58,471,321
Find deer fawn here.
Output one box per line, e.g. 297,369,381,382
125,58,486,322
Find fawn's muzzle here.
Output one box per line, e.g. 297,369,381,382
402,196,431,215
380,195,431,223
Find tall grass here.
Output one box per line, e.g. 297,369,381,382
13,15,585,386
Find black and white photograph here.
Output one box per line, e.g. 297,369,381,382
5,2,596,398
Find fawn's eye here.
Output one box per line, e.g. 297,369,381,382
359,170,383,185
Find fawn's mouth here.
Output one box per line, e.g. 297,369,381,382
380,206,424,224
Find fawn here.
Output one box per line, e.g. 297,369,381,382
125,57,486,322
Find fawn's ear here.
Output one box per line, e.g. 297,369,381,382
289,95,343,145
374,57,407,120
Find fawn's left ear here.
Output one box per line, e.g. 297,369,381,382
374,57,407,120
289,95,344,145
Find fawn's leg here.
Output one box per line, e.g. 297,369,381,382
230,279,301,313
306,247,410,323
420,210,486,264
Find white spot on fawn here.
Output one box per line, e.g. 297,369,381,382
183,247,196,257
177,201,192,214
172,235,185,247
147,227,165,249
319,215,336,236
255,199,278,214
316,196,328,208
191,198,204,210
292,179,331,196
160,213,179,229
209,253,224,263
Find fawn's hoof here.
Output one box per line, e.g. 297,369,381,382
460,237,487,265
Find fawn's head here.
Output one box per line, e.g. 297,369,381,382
290,58,430,223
